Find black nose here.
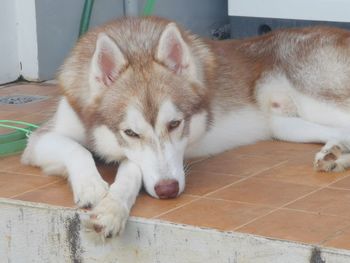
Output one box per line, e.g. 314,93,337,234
154,179,179,199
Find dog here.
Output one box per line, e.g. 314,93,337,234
22,16,350,241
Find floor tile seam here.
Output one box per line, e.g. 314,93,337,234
276,170,350,210
232,175,350,231
9,178,64,199
188,158,288,177
327,185,350,191
200,196,277,209
151,196,203,219
318,221,350,246
187,169,247,177
151,161,289,223
0,169,51,178
201,160,289,198
202,195,350,220
278,207,350,219
232,187,326,231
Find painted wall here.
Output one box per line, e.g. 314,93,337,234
35,0,125,80
0,0,20,84
0,0,228,83
34,0,228,80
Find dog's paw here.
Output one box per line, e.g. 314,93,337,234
84,195,129,242
314,144,344,172
73,176,109,209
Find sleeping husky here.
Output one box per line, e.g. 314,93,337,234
22,16,350,240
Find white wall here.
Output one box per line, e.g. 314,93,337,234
229,0,350,22
0,0,39,84
0,0,20,84
15,0,39,81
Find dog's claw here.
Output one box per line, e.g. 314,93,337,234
83,194,129,242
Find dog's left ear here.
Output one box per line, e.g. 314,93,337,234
156,23,197,80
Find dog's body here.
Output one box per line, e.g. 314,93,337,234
22,17,350,240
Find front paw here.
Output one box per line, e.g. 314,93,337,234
73,176,109,209
84,195,129,242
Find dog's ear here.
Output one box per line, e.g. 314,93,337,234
91,33,127,87
156,23,196,78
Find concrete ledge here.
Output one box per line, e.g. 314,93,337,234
1,198,350,263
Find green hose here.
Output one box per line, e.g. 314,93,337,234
143,0,156,16
79,0,95,37
0,121,39,157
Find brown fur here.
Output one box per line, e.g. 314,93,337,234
58,17,350,143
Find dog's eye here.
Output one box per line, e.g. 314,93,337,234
124,129,140,138
168,120,181,131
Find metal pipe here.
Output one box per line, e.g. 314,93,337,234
124,0,139,16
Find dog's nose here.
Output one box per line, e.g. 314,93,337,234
154,179,179,199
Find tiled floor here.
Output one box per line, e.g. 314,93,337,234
2,83,350,250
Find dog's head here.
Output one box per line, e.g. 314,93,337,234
62,19,212,199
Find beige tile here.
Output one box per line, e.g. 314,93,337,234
208,177,317,207
13,180,75,207
0,155,44,176
238,209,349,244
330,176,350,189
190,153,286,176
323,227,350,250
256,158,347,187
157,198,273,231
0,171,60,198
184,171,242,196
287,188,350,218
131,192,198,218
233,141,320,157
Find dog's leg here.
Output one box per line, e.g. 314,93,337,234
270,115,350,172
22,132,108,208
85,160,142,241
270,116,341,143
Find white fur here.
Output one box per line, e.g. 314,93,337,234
119,101,187,198
85,160,142,240
53,97,86,143
92,125,123,162
257,72,350,127
270,116,341,143
187,111,208,145
185,106,271,158
156,99,184,130
120,105,153,137
293,92,350,128
256,72,297,117
24,132,108,208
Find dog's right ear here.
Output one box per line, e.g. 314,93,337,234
91,33,127,87
156,23,197,81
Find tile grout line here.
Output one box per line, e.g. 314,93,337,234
151,196,202,219
319,221,350,246
9,179,65,199
232,170,350,232
0,169,56,178
200,160,289,198
152,160,288,219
